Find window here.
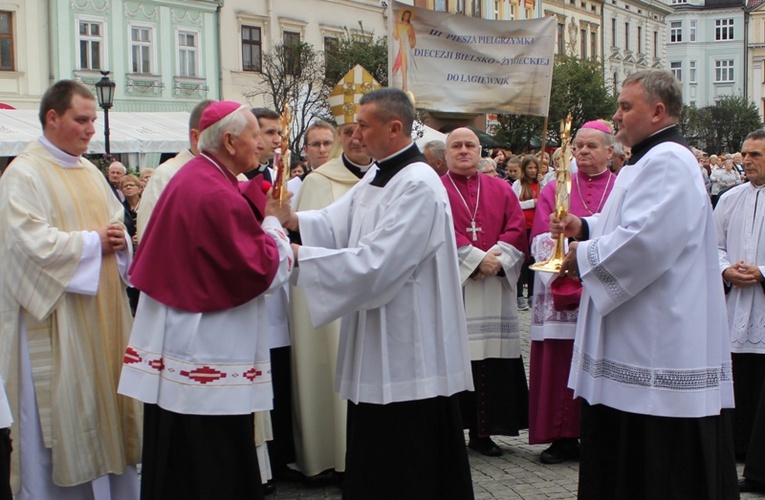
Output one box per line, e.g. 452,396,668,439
612,18,617,46
435,0,448,11
637,26,642,53
509,3,515,19
283,31,301,76
689,61,696,83
581,28,587,57
242,25,262,72
456,0,465,13
690,20,696,42
79,20,103,70
715,19,733,41
178,31,198,77
614,71,618,89
494,1,500,19
715,59,734,82
557,22,564,54
0,11,13,71
625,22,629,51
591,31,597,57
324,36,338,78
129,25,152,74
653,31,658,57
670,21,682,43
670,61,681,81
671,0,687,4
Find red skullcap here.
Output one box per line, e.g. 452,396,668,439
199,101,244,132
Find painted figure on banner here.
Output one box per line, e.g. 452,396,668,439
393,9,417,92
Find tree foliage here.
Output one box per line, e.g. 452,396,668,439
324,28,388,88
243,41,329,154
680,95,762,153
493,55,617,153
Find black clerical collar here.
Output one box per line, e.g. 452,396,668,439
371,143,427,187
627,125,689,166
342,155,372,179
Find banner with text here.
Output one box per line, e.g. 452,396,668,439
388,1,555,116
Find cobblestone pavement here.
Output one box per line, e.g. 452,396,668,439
271,308,764,499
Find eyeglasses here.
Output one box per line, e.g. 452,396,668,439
307,141,334,149
122,183,138,188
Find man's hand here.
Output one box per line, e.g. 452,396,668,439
723,261,763,288
477,249,502,277
284,213,299,231
558,241,579,278
550,213,583,239
98,223,127,254
265,189,294,225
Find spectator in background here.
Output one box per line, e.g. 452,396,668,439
512,155,543,310
610,141,629,175
711,158,741,206
291,162,305,179
302,121,336,171
478,157,499,177
491,148,509,177
139,167,154,190
423,140,448,176
121,174,141,313
505,155,522,184
108,161,127,202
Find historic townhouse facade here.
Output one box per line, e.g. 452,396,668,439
0,0,50,109
603,0,672,93
665,0,745,108
219,0,386,105
747,0,765,120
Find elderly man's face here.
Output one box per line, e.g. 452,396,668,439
573,128,613,175
613,82,655,148
446,128,481,176
230,112,266,175
108,163,126,185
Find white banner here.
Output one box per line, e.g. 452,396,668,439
389,1,555,116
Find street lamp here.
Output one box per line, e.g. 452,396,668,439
94,70,116,155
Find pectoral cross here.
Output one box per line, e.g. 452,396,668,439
467,220,482,241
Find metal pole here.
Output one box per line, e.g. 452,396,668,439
103,107,110,156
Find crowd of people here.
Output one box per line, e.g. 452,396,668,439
0,67,762,500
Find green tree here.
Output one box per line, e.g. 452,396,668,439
680,96,762,153
494,55,617,152
324,28,388,88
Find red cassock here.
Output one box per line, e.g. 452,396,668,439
130,153,279,313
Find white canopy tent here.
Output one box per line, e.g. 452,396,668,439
0,110,190,168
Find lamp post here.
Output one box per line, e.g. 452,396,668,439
94,70,116,155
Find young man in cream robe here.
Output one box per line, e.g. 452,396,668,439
290,65,379,479
0,80,141,498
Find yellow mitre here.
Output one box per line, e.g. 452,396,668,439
329,64,382,126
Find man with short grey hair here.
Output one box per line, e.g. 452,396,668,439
287,88,474,499
477,157,498,177
423,140,447,176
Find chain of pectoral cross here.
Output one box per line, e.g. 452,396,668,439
446,172,482,242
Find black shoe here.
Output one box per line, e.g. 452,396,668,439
263,479,276,496
540,438,580,464
739,478,765,493
468,437,503,457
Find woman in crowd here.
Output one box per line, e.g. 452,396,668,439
711,158,741,206
121,174,141,313
512,155,543,310
140,167,154,190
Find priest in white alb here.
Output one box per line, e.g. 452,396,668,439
0,80,141,499
290,65,380,479
441,127,528,458
554,69,737,498
287,88,474,499
715,129,765,492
